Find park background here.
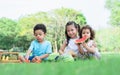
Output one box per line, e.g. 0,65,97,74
0,0,120,75
0,0,120,52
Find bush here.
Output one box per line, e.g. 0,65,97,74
96,26,120,52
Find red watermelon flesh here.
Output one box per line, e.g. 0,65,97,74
75,36,88,44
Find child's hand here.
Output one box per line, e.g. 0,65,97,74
25,55,29,60
32,56,42,63
34,56,40,60
25,59,30,63
75,43,81,47
82,42,87,48
23,55,30,63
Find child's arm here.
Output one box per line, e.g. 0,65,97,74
59,41,67,55
77,44,85,55
25,49,32,60
82,41,101,59
82,42,97,53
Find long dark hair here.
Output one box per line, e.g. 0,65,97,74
65,21,80,45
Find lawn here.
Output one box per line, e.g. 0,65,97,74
0,52,120,75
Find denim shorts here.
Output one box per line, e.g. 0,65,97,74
28,56,35,61
24,55,35,61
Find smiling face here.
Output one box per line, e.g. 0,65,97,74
34,29,46,43
82,29,91,39
66,25,78,39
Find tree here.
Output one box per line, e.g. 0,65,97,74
47,8,86,52
0,17,18,49
105,0,120,26
0,8,87,52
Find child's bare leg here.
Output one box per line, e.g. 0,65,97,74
32,57,36,62
18,56,26,62
68,50,77,57
59,50,64,55
32,57,41,63
19,56,30,63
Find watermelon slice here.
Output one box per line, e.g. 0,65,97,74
75,36,88,44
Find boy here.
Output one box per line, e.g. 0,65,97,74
20,24,52,63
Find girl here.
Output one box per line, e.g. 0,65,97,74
78,25,101,59
59,21,81,58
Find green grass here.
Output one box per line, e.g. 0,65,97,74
0,53,120,75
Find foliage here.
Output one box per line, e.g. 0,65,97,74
0,17,32,51
47,8,86,51
105,0,120,26
0,17,18,49
96,26,120,51
0,8,86,51
1,7,120,52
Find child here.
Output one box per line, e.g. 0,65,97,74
20,24,52,63
59,21,81,61
78,25,101,59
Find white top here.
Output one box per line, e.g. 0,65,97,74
80,40,101,59
64,37,79,55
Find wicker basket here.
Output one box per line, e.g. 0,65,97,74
0,52,21,63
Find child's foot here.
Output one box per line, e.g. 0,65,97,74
32,58,42,63
18,56,30,63
35,59,41,63
25,59,30,63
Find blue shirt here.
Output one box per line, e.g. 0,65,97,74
29,40,52,57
